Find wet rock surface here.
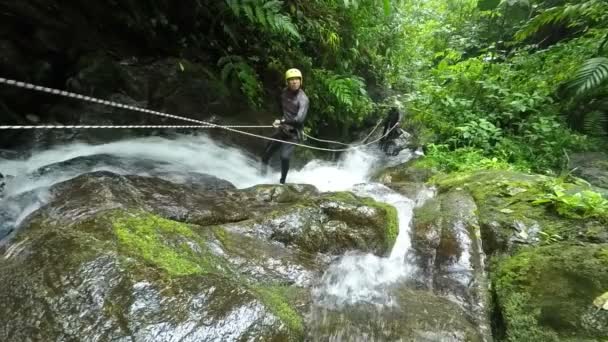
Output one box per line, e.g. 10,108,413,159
492,244,608,341
0,169,397,341
569,152,608,190
392,164,608,342
412,189,492,340
307,284,485,342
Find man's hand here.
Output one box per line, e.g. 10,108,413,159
272,119,281,128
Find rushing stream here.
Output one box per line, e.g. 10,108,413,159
0,133,437,340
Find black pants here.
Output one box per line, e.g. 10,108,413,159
261,129,297,184
379,118,399,151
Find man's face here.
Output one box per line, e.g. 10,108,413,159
287,77,301,91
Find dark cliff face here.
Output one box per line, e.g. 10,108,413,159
0,1,278,151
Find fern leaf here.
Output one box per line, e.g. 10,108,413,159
515,0,607,42
566,57,608,96
254,2,267,28
226,0,239,16
243,3,255,22
582,110,608,136
515,7,564,41
271,14,301,39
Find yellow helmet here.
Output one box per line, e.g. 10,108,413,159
285,68,303,81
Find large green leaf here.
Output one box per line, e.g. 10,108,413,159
566,57,608,96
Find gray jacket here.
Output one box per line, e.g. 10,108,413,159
280,88,309,139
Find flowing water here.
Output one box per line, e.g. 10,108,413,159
0,133,431,335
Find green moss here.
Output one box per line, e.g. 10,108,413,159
251,285,304,338
596,248,608,263
492,244,608,340
112,211,220,277
323,191,357,203
320,192,400,252
364,199,399,250
112,212,305,336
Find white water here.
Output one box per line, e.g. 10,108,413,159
0,133,421,307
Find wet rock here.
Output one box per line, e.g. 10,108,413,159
431,170,608,254
373,159,436,184
387,181,436,207
0,170,398,340
492,243,608,341
307,285,484,342
0,211,306,341
569,152,608,189
224,191,399,256
412,190,492,339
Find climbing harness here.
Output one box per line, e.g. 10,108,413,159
0,77,397,152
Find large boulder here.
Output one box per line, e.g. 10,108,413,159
569,152,608,190
412,189,492,340
492,244,608,341
0,170,398,341
308,284,485,341
430,170,608,254
413,168,608,341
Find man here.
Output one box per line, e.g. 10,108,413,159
0,172,4,197
261,68,310,184
379,106,403,155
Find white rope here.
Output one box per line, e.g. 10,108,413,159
0,77,396,152
0,125,271,129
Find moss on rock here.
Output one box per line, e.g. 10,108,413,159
492,243,608,341
428,170,607,254
318,191,399,253
373,159,436,184
252,284,306,338
112,211,222,277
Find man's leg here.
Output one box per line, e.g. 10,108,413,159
261,137,282,176
379,120,390,151
279,141,296,184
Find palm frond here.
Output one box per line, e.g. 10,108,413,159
565,57,608,96
514,0,608,42
582,110,608,136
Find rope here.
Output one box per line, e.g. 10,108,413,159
0,77,396,152
302,119,383,146
0,125,271,129
303,132,351,146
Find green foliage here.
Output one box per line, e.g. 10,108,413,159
532,179,608,222
414,144,526,173
453,118,502,151
218,55,263,107
307,69,374,129
225,0,300,39
565,57,608,96
515,0,608,42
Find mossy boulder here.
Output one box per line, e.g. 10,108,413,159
0,209,308,341
492,243,608,341
223,190,399,255
430,170,607,254
0,170,399,340
412,189,491,338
